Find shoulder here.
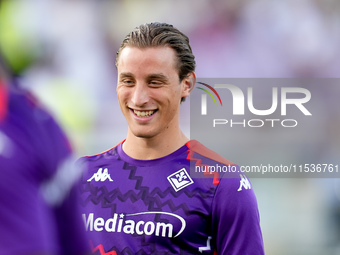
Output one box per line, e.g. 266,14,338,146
187,140,256,199
8,87,67,140
187,140,241,186
187,140,235,166
2,87,72,178
9,87,45,116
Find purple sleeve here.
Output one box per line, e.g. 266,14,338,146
212,174,265,255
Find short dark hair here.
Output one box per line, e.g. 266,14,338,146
116,22,196,82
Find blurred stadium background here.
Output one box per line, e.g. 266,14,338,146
1,0,340,254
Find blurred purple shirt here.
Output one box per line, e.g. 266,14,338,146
0,85,89,255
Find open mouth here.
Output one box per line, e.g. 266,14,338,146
133,109,157,117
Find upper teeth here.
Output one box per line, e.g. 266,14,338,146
134,110,154,117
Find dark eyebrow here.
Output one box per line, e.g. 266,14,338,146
119,72,134,79
119,72,169,82
146,73,168,81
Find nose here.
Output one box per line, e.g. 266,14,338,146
131,82,149,107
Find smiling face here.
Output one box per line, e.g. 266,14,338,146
116,46,194,140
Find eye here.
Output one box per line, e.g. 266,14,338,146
149,80,163,87
120,78,135,86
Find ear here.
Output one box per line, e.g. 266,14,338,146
181,72,196,98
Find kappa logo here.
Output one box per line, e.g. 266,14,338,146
167,168,194,192
87,168,113,182
237,174,251,191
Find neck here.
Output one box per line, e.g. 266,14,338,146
122,129,189,160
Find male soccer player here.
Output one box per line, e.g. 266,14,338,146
0,55,90,255
79,23,264,254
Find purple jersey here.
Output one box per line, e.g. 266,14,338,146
79,140,264,254
0,86,89,255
